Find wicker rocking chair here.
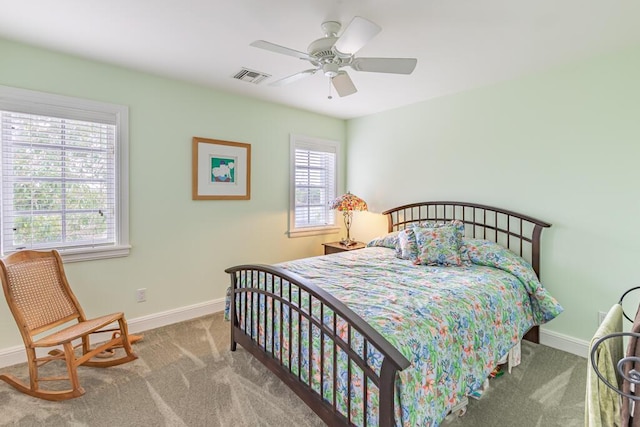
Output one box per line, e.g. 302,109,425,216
0,250,138,401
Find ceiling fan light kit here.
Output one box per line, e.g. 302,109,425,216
250,16,417,98
323,63,339,77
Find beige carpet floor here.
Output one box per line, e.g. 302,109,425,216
0,313,587,426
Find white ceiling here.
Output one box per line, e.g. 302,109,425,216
1,1,639,119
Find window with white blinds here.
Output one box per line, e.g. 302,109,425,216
0,85,130,261
289,135,339,236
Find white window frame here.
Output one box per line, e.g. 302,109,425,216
289,134,340,237
0,85,130,262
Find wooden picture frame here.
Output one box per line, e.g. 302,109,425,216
192,137,251,200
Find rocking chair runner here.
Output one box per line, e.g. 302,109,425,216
0,249,138,401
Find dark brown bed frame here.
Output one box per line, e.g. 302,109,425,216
226,201,551,427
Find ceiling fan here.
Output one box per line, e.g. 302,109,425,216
250,16,417,98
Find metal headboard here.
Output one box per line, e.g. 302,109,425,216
382,201,551,278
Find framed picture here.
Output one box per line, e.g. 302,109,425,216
192,137,251,200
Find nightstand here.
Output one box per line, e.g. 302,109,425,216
322,241,366,255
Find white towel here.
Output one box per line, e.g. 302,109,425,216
586,303,623,427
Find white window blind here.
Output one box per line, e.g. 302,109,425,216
0,85,129,261
290,135,339,236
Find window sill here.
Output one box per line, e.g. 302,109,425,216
289,226,340,238
56,245,132,263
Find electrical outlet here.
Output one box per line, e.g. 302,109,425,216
598,311,607,325
136,288,146,303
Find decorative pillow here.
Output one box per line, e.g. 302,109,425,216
413,223,464,266
394,228,419,261
414,220,470,265
367,231,400,249
414,220,439,229
414,219,465,236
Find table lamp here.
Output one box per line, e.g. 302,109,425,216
329,192,368,246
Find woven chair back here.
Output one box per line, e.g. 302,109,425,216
1,252,80,334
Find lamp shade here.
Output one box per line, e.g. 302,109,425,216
329,192,368,212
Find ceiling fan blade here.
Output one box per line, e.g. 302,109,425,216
250,40,311,60
270,69,318,86
332,71,357,97
351,57,417,74
333,16,381,56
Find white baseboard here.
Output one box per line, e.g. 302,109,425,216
126,298,225,336
540,328,589,359
0,298,225,369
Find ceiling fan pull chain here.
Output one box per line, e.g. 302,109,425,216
328,78,333,100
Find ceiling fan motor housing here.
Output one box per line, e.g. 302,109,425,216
308,37,339,58
307,36,351,74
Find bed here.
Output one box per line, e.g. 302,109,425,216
225,201,563,426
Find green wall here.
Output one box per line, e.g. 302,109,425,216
347,45,640,344
2,35,639,353
0,38,346,349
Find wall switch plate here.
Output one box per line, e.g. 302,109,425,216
136,288,146,303
598,311,607,325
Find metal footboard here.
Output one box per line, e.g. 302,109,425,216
226,264,411,427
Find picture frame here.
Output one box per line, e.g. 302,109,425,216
192,137,251,200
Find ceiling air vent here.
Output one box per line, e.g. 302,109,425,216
233,68,270,84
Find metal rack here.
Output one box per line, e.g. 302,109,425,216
590,286,640,401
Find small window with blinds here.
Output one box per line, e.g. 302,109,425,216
289,135,340,237
0,85,130,262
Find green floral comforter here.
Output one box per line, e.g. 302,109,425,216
232,241,563,426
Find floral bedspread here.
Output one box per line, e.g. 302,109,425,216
230,243,563,426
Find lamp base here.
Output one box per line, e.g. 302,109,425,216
340,238,358,247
